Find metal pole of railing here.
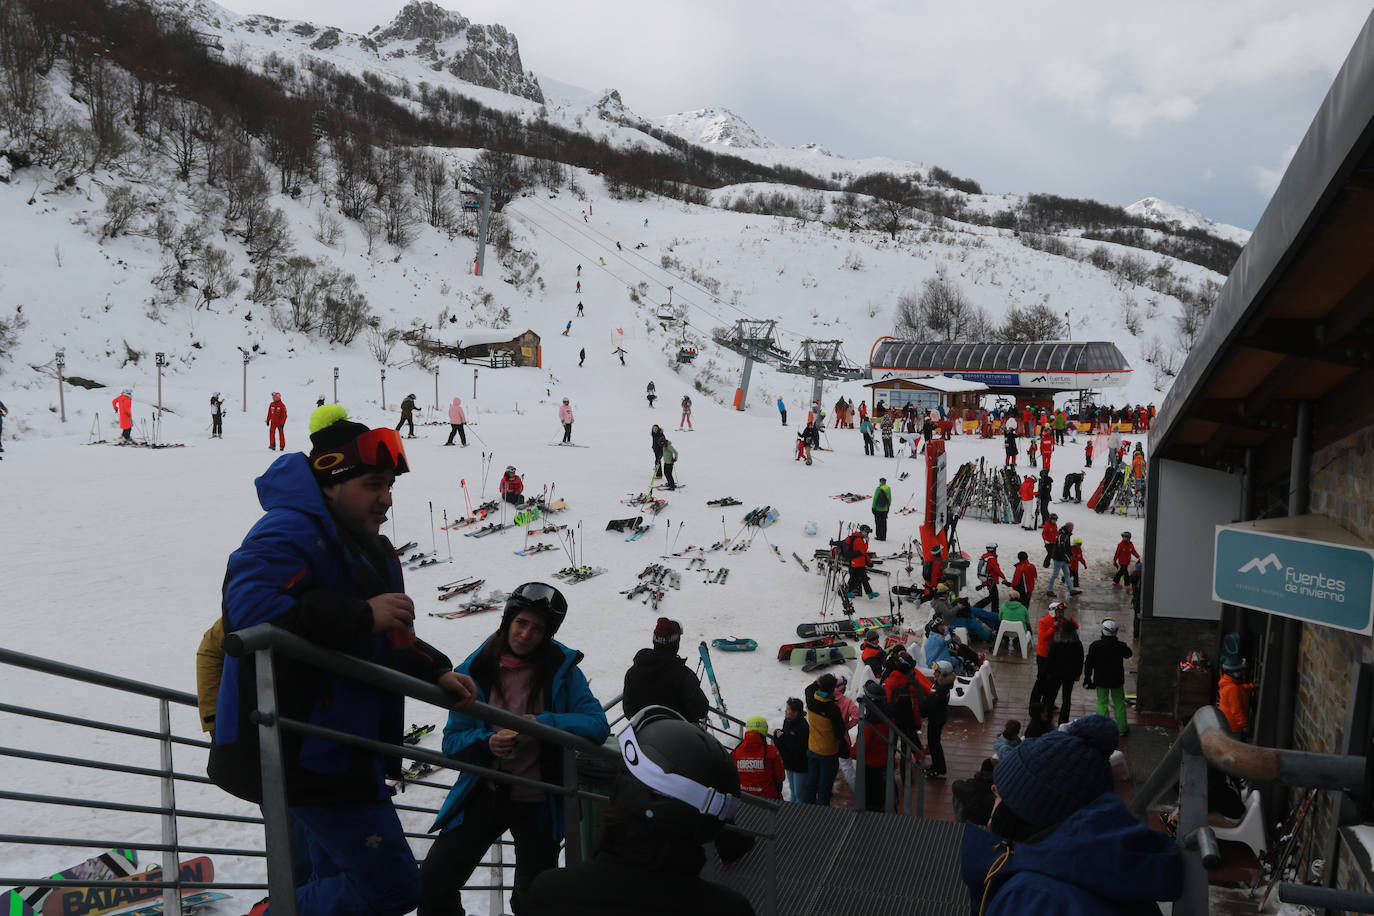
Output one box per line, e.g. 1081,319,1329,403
254,649,299,916
561,746,583,866
1174,740,1212,916
1278,883,1374,912
766,805,778,916
883,730,895,815
158,698,183,916
854,719,867,813
487,842,503,916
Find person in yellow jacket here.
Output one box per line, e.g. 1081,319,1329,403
1217,659,1256,740
802,673,849,805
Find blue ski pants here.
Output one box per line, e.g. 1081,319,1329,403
280,801,421,916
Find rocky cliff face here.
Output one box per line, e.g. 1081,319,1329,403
371,1,543,103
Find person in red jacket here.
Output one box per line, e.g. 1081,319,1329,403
266,392,287,451
1039,428,1054,472
975,543,1009,616
1217,660,1257,740
1069,537,1087,588
1018,475,1037,529
1010,550,1038,597
1084,439,1094,468
498,465,525,506
838,525,876,599
1020,406,1033,438
924,544,947,593
731,717,784,799
1041,515,1059,567
1112,531,1141,588
1035,602,1077,680
112,388,134,443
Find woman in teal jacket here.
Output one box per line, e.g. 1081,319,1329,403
419,583,609,916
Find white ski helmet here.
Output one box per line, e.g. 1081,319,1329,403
1102,619,1119,636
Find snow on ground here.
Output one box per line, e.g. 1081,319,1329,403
0,333,1143,911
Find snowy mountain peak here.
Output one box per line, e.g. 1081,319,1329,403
795,142,835,157
368,1,544,103
1126,197,1251,246
657,107,776,149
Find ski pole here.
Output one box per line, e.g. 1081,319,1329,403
461,478,473,519
429,501,437,557
443,510,453,562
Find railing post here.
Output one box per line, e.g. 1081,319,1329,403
254,649,299,916
561,746,583,866
487,841,503,916
1174,744,1212,915
884,733,896,815
158,699,182,916
854,718,867,813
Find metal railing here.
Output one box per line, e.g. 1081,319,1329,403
854,694,927,817
224,623,781,916
1131,705,1372,914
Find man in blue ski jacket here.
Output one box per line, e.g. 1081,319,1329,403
961,715,1182,914
210,405,477,916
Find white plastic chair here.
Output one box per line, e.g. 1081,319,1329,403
948,677,986,722
1213,789,1266,859
993,620,1030,657
953,626,970,646
975,664,998,708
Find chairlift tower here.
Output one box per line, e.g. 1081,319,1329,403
711,320,792,409
776,339,867,409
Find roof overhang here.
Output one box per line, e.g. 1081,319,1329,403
1149,10,1374,470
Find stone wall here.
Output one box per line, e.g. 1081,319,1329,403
1297,421,1374,890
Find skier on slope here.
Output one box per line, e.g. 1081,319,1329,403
266,392,287,451
558,397,574,444
397,393,417,439
210,392,224,439
112,388,134,444
646,381,656,408
679,394,693,430
444,397,467,446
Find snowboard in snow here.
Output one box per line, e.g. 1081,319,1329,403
775,635,838,660
790,644,857,668
795,616,895,638
82,891,229,916
7,848,138,914
710,637,757,652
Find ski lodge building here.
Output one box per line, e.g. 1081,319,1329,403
866,339,1132,412
1142,11,1374,902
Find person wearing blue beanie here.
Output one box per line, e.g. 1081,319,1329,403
960,715,1183,914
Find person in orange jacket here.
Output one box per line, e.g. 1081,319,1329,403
112,388,134,443
1217,660,1256,739
266,392,287,451
1035,601,1076,680
1019,475,1037,529
1112,531,1141,587
1041,514,1059,567
731,717,784,799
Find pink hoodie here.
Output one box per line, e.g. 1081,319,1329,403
558,402,574,423
448,397,466,424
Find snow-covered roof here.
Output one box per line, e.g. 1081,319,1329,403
457,330,532,348
864,375,987,393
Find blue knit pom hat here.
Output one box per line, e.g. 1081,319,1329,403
993,714,1118,827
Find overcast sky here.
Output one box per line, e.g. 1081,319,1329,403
244,0,1372,230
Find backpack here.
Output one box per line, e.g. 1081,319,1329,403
976,554,990,580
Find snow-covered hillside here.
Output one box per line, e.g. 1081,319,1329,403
1126,197,1251,247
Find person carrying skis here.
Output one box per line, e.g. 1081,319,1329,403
679,394,693,430
1112,531,1140,587
1083,618,1133,734
112,388,134,443
776,396,787,426
661,438,679,489
651,424,666,477
558,397,574,444
731,716,784,800
266,392,287,451
974,543,1010,616
499,466,524,505
1018,475,1036,529
421,583,609,916
871,477,892,541
210,405,478,916
621,617,709,723
397,393,417,439
646,382,656,408
837,525,877,599
210,392,224,439
444,397,467,446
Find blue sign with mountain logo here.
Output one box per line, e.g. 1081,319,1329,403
1213,527,1374,634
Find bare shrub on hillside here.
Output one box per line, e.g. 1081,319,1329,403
1018,232,1075,258
1143,336,1179,389
382,189,416,249
191,244,238,310
367,325,400,365
101,185,156,239
317,268,371,344
0,308,28,371
896,276,978,341
1114,252,1150,287
841,251,865,271
1000,303,1064,341
1120,294,1142,337
413,153,453,229
314,209,342,246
